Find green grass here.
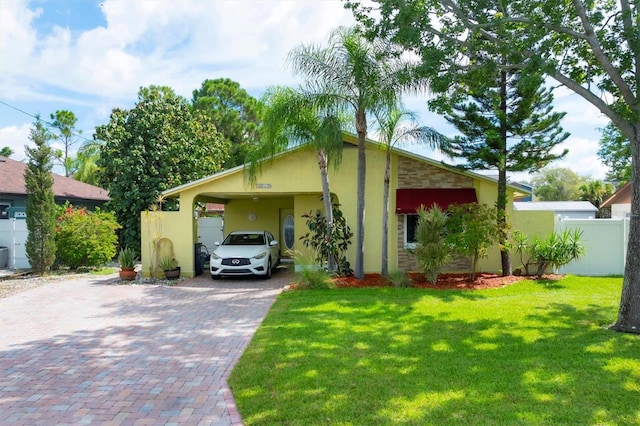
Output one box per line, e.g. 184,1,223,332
229,276,640,425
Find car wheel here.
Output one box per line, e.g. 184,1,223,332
211,274,219,280
263,259,272,280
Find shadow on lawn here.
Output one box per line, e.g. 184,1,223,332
230,284,639,425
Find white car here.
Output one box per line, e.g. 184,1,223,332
210,230,280,279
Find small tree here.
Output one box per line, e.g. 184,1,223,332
24,120,57,275
300,202,353,276
48,110,81,177
411,205,452,284
513,229,585,278
446,204,499,281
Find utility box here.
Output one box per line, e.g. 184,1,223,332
194,243,204,276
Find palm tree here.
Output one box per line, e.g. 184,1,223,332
72,140,102,185
374,105,449,277
288,26,426,278
246,86,345,271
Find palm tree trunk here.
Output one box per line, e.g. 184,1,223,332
318,150,336,272
381,149,391,277
355,109,367,279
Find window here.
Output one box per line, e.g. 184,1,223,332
0,203,9,220
283,214,295,250
404,215,419,246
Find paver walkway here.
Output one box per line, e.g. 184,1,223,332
0,270,290,425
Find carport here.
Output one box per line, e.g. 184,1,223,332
140,145,338,278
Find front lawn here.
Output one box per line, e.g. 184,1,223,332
229,276,639,425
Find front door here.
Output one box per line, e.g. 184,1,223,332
279,209,295,258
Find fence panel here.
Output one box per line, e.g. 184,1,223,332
556,217,629,276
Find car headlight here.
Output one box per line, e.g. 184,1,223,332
211,253,221,260
252,252,267,259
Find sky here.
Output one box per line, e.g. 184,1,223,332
0,0,612,181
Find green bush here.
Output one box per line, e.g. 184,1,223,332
411,205,452,284
446,203,499,281
513,228,585,277
117,247,137,269
388,269,413,287
291,249,335,290
300,202,353,276
55,203,121,268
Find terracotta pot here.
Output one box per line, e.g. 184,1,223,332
119,267,137,281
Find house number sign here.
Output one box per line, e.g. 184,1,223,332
256,183,272,189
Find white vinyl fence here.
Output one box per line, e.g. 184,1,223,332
197,216,224,252
556,216,630,276
0,218,30,269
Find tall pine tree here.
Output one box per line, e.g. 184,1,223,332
24,120,57,275
439,69,569,276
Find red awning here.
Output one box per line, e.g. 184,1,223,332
395,188,478,214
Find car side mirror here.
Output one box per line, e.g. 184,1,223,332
214,241,221,246
270,240,279,247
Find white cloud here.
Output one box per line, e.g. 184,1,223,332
1,0,356,104
0,123,33,161
0,0,614,181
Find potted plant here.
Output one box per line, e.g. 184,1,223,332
159,256,180,279
118,247,137,281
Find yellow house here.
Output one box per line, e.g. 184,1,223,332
140,134,529,278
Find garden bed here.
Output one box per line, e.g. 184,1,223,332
334,272,563,289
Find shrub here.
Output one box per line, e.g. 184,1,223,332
117,247,137,269
513,229,585,277
55,203,121,268
388,269,413,287
300,202,353,276
411,205,452,284
290,249,335,290
446,204,499,281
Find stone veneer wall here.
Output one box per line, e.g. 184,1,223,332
396,156,473,272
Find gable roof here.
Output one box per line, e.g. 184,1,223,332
600,181,632,208
163,132,530,197
0,156,109,201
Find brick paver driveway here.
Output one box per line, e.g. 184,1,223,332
0,269,291,425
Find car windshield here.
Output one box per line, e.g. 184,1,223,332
222,233,266,246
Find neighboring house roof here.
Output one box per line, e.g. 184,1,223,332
163,133,530,198
600,181,632,208
0,155,109,201
513,201,598,212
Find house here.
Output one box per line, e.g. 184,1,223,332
513,201,598,219
0,155,110,269
600,181,632,219
141,134,531,278
0,155,109,218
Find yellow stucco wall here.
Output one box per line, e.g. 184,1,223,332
141,209,197,277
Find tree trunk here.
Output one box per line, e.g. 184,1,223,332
612,128,640,334
318,150,336,272
381,149,391,277
354,109,367,279
498,69,512,276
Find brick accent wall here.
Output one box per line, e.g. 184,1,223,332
398,156,473,188
396,155,473,272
